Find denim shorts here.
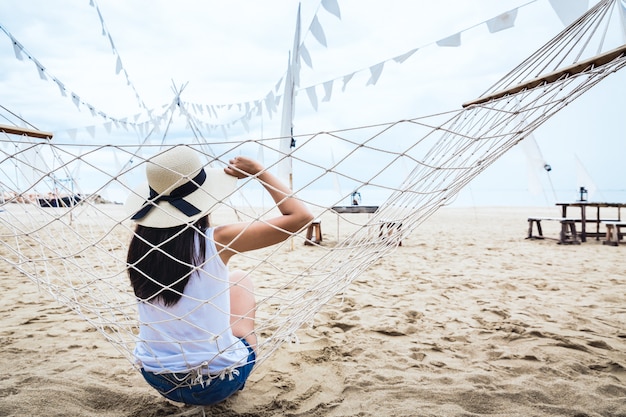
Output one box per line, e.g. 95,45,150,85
140,339,256,406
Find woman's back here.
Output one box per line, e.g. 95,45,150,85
134,228,248,375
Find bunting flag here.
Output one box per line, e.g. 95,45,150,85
67,128,77,141
12,40,23,60
115,56,122,74
322,0,341,19
300,43,313,68
366,62,385,86
342,73,355,92
264,91,276,119
436,32,462,47
54,79,67,97
393,48,418,64
36,63,47,80
309,15,328,47
322,80,333,102
548,0,589,26
71,94,81,110
306,86,318,110
487,9,519,33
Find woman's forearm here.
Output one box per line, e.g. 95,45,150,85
256,171,304,215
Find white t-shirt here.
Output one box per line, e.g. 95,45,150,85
134,227,249,374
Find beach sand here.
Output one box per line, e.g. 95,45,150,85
1,206,625,417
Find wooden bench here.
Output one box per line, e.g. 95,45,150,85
601,221,626,246
527,217,580,244
304,220,322,246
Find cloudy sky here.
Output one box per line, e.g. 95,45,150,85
0,0,624,206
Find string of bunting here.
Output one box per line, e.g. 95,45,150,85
183,2,536,119
87,0,151,116
1,0,591,141
182,0,591,115
0,22,147,134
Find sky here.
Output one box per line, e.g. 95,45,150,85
0,0,624,207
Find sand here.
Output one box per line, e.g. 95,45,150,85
1,206,625,417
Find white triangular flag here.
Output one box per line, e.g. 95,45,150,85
275,77,283,92
240,117,249,133
71,94,81,109
342,73,355,92
310,16,327,47
67,128,77,140
322,80,333,102
366,62,385,86
322,0,341,19
12,41,24,61
306,86,318,111
300,44,312,68
393,48,418,64
115,55,122,74
486,8,518,33
36,63,47,80
265,91,276,119
55,79,67,97
436,32,461,47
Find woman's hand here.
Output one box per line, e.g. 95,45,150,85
224,156,263,179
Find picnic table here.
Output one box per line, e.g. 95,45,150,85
556,202,625,242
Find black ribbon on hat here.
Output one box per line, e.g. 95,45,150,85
131,169,207,221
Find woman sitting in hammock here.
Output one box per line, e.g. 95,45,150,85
125,145,313,406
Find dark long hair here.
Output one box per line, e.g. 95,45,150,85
127,216,208,306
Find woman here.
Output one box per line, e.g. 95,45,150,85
125,145,313,405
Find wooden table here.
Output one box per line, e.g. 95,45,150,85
330,206,379,242
331,205,379,214
556,202,625,242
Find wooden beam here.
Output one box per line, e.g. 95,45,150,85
0,124,53,139
463,44,626,108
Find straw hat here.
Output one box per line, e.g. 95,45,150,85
125,146,237,228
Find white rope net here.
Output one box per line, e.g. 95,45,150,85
1,0,624,379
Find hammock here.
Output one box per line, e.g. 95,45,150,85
1,0,624,381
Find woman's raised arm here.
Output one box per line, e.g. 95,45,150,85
215,156,314,263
